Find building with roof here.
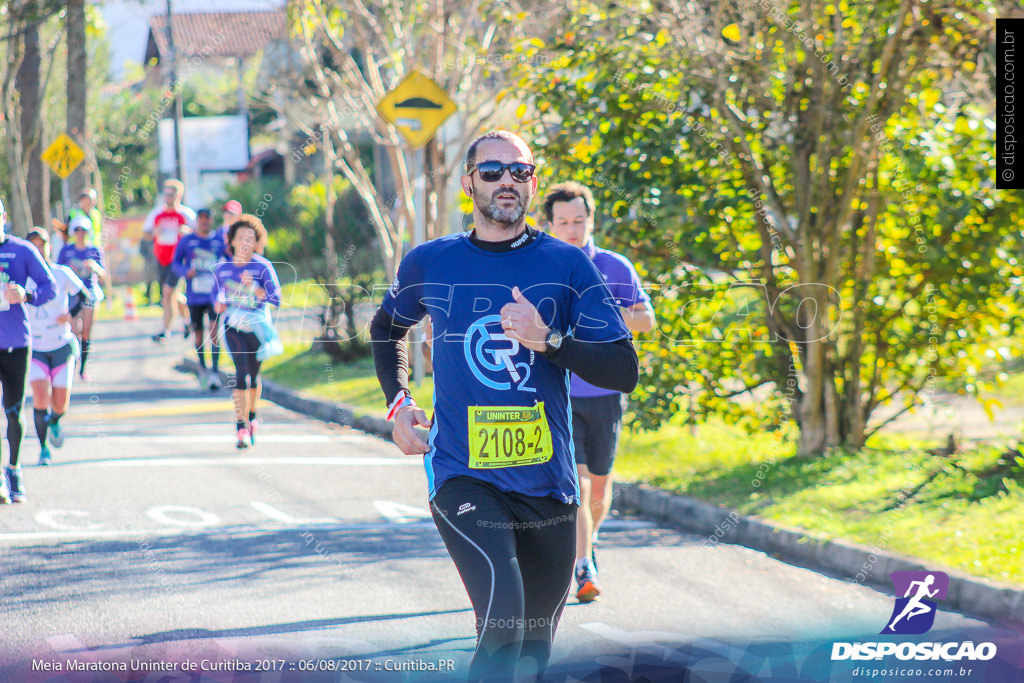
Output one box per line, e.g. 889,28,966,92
143,9,286,112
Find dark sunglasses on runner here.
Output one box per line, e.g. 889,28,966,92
471,160,537,183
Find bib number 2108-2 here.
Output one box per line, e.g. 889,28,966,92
467,403,553,469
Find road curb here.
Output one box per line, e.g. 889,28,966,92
178,358,1024,626
614,482,1024,626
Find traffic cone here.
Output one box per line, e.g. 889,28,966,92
124,288,138,321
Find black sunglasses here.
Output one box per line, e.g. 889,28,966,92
470,160,537,183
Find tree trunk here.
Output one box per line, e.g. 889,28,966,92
65,0,88,199
1,12,32,235
318,129,345,346
17,12,48,227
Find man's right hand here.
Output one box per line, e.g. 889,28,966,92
393,404,432,454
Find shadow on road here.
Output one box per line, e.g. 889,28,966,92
5,526,451,607
69,608,473,654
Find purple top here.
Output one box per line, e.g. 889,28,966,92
57,243,105,294
570,239,650,398
210,255,282,311
172,232,226,305
0,235,57,349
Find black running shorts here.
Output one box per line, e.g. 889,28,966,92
571,393,626,476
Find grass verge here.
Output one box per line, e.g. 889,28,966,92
253,343,1024,587
618,422,1024,586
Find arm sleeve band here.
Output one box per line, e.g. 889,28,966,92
370,306,414,406
544,336,639,394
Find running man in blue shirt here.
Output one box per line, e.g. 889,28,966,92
543,181,655,603
173,208,226,391
0,198,58,502
371,131,638,682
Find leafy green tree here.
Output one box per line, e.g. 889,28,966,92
516,0,1022,454
282,0,568,279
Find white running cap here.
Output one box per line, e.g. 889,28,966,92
69,215,93,233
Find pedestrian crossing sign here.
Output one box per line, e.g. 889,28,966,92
41,133,85,179
377,70,457,149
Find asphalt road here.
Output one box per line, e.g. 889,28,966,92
0,319,1015,682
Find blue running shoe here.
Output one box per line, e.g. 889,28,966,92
48,420,64,449
6,466,26,503
39,447,52,466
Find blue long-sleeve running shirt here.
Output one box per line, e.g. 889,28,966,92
172,233,226,305
0,235,57,349
377,230,633,505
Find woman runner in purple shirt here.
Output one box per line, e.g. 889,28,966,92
210,214,281,449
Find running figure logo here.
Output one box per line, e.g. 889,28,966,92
463,314,535,392
881,571,949,635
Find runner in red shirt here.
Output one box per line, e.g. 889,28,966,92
142,179,195,342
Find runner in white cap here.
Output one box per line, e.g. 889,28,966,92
25,229,90,465
56,215,105,380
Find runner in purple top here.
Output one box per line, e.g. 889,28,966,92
172,208,227,391
542,181,655,603
57,215,105,380
210,214,281,449
0,198,58,503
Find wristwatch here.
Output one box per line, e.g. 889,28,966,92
544,329,565,355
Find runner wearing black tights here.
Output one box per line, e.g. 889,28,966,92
371,132,638,681
211,214,281,450
0,198,58,502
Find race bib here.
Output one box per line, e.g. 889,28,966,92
156,220,180,245
468,403,553,469
0,273,10,311
72,259,90,280
192,273,215,294
159,226,178,244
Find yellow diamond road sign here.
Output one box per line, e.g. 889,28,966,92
41,133,85,179
377,70,457,149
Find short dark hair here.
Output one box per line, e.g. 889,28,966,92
465,130,533,173
227,214,267,253
26,227,49,244
542,181,595,223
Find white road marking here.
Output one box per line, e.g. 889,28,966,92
89,435,341,443
35,510,104,531
250,501,338,525
375,500,433,523
83,456,418,467
0,521,438,544
146,505,221,527
0,515,650,544
67,431,367,443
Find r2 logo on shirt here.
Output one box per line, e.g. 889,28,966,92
463,314,535,392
